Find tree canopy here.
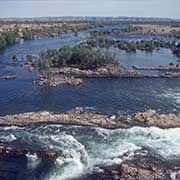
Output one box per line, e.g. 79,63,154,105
38,44,118,77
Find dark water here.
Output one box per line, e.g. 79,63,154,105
1,78,180,115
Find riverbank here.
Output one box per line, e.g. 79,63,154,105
1,107,180,129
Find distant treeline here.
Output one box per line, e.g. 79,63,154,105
0,28,32,49
0,22,110,50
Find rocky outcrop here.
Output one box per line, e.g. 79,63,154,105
34,75,83,86
79,150,180,180
132,109,180,128
0,107,118,128
34,64,143,87
57,64,141,78
1,107,180,129
35,64,180,87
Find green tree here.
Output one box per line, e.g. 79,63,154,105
38,51,53,79
5,32,17,45
22,28,33,40
0,35,7,49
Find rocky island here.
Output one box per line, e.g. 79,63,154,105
30,44,143,86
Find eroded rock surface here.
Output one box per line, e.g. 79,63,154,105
34,75,83,86
57,64,140,78
132,109,180,128
34,64,143,87
1,107,180,129
0,107,117,128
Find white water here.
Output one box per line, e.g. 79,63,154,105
26,153,41,169
1,125,180,180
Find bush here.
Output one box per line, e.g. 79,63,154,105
22,28,33,40
38,51,53,78
4,32,17,45
0,35,7,49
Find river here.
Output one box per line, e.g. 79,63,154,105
0,25,180,180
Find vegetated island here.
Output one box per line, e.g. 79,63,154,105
25,43,180,87
33,44,140,86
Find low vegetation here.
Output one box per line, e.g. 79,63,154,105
90,26,139,37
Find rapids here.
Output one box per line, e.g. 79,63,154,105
0,125,180,179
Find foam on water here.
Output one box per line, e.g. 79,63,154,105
1,125,180,180
45,134,89,180
0,133,17,142
26,153,41,169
